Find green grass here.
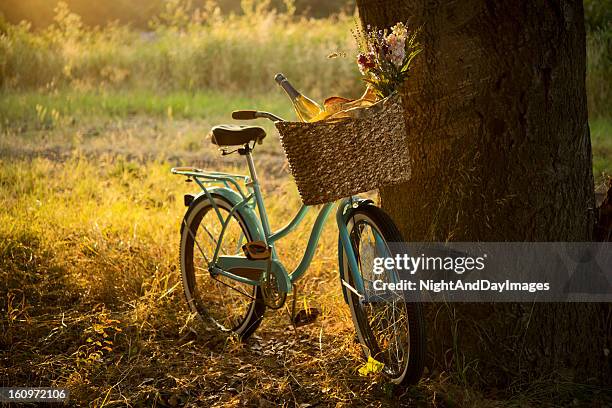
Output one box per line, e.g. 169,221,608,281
591,118,612,180
0,89,294,126
586,29,612,118
2,89,610,178
0,90,296,169
0,3,361,97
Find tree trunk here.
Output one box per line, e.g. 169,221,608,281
356,0,611,389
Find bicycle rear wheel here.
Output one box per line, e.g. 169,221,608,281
340,205,425,385
180,194,265,340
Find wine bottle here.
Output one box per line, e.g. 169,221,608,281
274,73,323,122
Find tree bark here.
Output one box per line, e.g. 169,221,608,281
356,0,611,388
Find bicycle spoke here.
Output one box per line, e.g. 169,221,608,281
349,215,413,378
182,200,262,336
211,274,256,301
202,225,229,256
184,219,210,265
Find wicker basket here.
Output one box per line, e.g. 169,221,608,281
275,93,411,205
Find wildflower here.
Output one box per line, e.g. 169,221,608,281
353,21,422,97
385,33,406,67
357,53,376,74
391,22,408,41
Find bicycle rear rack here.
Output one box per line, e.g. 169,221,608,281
171,167,253,203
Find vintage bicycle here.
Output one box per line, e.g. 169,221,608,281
171,99,425,385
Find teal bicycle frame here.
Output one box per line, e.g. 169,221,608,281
172,145,368,299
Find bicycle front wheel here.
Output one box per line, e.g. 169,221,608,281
340,205,425,386
180,193,265,340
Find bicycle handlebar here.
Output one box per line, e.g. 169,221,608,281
232,110,258,120
232,110,285,123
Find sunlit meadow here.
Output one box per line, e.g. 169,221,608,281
0,1,610,405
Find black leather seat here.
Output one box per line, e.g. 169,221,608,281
210,125,266,146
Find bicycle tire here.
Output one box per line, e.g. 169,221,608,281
180,193,265,340
340,204,426,385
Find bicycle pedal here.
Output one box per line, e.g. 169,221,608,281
242,241,271,260
292,307,320,327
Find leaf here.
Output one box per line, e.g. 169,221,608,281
358,356,385,376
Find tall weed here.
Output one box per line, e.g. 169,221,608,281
587,29,612,118
0,1,609,112
0,1,361,98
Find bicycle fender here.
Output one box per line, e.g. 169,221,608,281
337,198,374,304
181,187,265,242
181,187,290,292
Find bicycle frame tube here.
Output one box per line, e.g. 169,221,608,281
268,205,310,242
268,203,334,283
264,197,363,292
232,157,363,290
244,153,272,244
210,193,255,264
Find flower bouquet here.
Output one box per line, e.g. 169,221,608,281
316,22,422,121
355,22,422,99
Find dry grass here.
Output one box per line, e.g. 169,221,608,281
0,150,351,405
0,147,455,407
2,109,609,406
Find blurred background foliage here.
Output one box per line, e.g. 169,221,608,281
0,0,362,99
0,0,609,174
584,0,611,32
0,0,608,116
0,0,355,29
1,0,607,34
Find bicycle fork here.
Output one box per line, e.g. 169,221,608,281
336,198,372,302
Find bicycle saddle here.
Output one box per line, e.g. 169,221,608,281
210,124,266,146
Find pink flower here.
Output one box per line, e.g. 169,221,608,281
385,33,406,67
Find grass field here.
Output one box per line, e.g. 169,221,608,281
0,91,440,407
1,89,610,407
591,117,612,181
1,89,610,178
1,3,611,406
